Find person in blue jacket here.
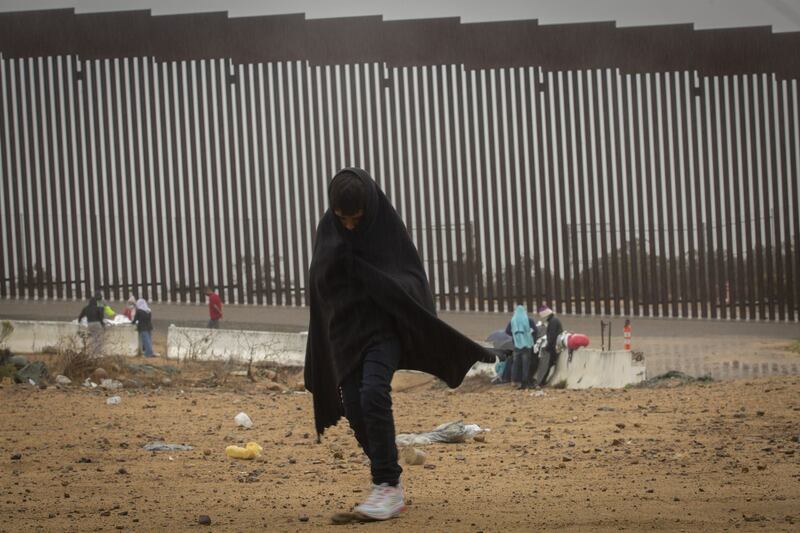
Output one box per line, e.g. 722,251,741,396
504,305,537,389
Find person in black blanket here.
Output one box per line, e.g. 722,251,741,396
533,304,563,387
305,168,493,520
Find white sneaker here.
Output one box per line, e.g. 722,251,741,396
354,483,406,520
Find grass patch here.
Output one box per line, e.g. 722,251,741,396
0,363,16,380
787,339,800,355
634,370,713,389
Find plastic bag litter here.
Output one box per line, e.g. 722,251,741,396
234,412,253,429
225,442,263,460
143,441,194,452
395,421,490,447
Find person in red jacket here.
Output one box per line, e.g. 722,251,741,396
206,286,223,329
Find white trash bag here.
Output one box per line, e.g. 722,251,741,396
234,412,253,429
396,420,490,447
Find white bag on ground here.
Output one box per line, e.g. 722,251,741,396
234,412,253,429
396,420,489,447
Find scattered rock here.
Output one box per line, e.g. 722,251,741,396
264,380,285,392
424,464,436,470
8,355,30,369
55,375,72,385
117,468,128,475
298,515,309,522
474,433,486,443
100,379,123,390
161,377,172,386
92,368,109,381
756,411,765,416
616,423,626,429
122,379,143,389
238,469,263,483
198,515,212,525
612,439,625,446
10,453,21,460
77,457,92,463
13,361,49,385
401,447,426,466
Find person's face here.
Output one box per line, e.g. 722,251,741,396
334,209,364,231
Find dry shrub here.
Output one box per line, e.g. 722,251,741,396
57,333,101,380
0,321,13,348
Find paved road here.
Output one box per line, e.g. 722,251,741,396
2,298,799,380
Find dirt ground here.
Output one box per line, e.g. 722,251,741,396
1,350,799,533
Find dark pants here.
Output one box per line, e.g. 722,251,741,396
500,354,514,383
512,347,533,386
340,338,402,486
534,348,556,386
207,319,219,329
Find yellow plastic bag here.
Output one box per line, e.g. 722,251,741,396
225,442,263,460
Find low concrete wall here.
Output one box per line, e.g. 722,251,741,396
165,328,644,388
166,325,306,366
549,349,646,389
1,319,140,356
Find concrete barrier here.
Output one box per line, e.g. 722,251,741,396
548,349,646,389
163,326,645,389
0,319,140,356
166,325,306,366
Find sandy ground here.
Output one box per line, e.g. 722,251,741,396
1,351,799,533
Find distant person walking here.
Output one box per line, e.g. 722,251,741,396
206,286,223,329
131,298,155,357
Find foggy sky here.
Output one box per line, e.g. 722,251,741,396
0,0,799,32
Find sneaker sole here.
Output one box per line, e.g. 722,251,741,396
354,505,407,521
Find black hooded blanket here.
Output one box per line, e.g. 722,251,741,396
304,168,492,436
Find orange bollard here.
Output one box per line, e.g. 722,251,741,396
623,319,632,350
